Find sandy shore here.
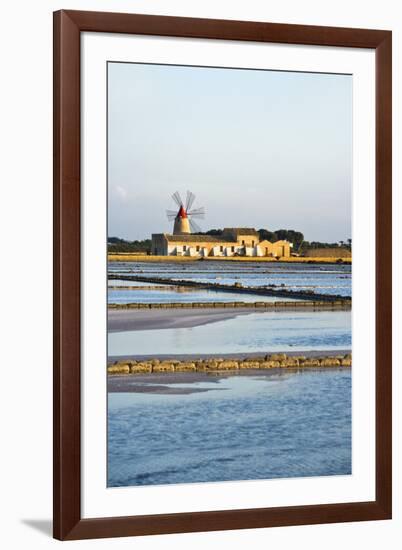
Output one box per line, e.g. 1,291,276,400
108,372,223,394
108,307,259,332
108,366,349,394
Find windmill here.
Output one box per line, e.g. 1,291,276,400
166,191,206,235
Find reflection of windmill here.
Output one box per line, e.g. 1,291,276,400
166,191,205,235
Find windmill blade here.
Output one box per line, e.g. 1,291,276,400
189,219,202,234
185,190,196,211
166,209,177,220
188,206,205,219
172,191,183,207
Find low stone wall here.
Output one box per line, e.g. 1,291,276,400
108,274,351,303
108,300,350,310
107,353,352,374
108,254,352,264
108,285,177,291
305,248,351,258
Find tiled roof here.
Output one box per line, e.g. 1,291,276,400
165,234,234,243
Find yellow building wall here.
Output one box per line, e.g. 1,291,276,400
163,237,291,257
258,240,290,258
234,235,258,248
167,241,236,256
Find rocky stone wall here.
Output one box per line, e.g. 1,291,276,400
108,274,351,303
108,300,350,310
107,353,352,375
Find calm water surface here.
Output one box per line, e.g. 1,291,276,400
108,287,303,304
108,310,351,357
108,261,352,297
108,369,351,487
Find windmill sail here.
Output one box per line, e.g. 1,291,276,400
187,207,205,219
166,190,206,235
171,191,183,208
189,219,202,234
166,209,178,221
185,190,196,212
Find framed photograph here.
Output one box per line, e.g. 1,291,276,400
53,10,392,540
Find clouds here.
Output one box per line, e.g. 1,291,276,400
113,185,128,201
108,63,352,242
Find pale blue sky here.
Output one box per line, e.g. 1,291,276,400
108,62,352,242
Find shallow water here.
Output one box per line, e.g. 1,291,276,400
108,310,351,357
108,279,164,287
108,369,351,487
108,261,351,297
108,286,303,305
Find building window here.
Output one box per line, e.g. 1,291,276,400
220,246,223,252
252,240,255,247
183,245,187,251
242,240,245,245
196,245,200,251
231,246,235,252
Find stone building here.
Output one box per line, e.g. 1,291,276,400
151,227,291,258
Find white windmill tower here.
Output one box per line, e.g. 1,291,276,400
166,191,206,235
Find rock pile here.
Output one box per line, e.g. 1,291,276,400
107,353,352,374
108,300,350,310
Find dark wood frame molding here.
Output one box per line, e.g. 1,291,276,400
53,10,392,541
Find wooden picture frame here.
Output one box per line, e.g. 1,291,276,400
53,9,392,540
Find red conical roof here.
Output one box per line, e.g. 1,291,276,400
177,205,188,218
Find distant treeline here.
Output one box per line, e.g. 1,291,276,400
108,232,351,254
199,229,351,254
108,237,151,253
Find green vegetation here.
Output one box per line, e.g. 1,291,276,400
201,229,351,254
299,237,352,254
108,237,151,254
257,229,304,250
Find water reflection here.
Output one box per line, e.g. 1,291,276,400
108,369,352,486
108,261,352,297
108,310,351,357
